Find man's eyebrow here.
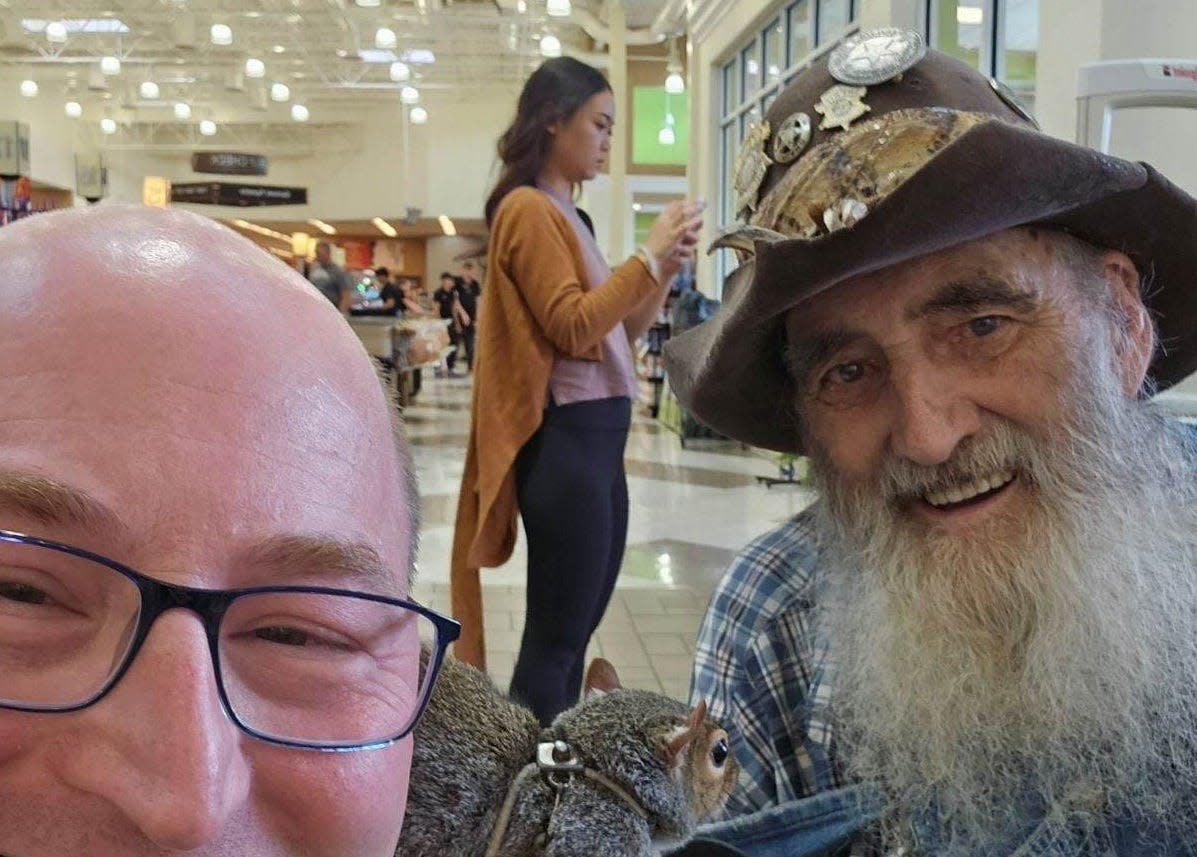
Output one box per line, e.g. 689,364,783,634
908,277,1040,320
784,328,861,387
240,535,391,585
0,471,129,535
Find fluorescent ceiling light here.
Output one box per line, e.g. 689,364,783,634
291,103,309,121
100,117,117,134
956,6,984,25
358,49,398,63
270,82,291,102
233,220,291,242
546,0,571,17
356,0,382,5
410,105,428,124
24,18,131,35
139,80,160,99
65,101,83,118
375,27,397,50
438,215,456,236
19,79,39,97
307,219,337,235
174,101,192,119
272,44,286,54
400,85,420,105
401,48,436,64
390,61,411,82
539,34,562,58
665,71,684,94
199,119,217,136
245,57,265,78
100,55,121,75
372,217,398,238
210,23,233,46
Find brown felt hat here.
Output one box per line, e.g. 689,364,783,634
663,30,1197,454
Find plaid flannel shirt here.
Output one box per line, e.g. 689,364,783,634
689,507,844,818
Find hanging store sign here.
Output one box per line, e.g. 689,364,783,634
0,121,31,179
143,176,172,208
170,181,307,206
191,151,268,176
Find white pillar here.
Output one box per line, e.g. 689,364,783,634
608,0,629,261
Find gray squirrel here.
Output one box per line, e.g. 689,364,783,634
397,647,738,857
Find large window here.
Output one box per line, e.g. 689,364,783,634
716,0,857,285
927,0,1038,115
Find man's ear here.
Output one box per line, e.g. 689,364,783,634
1099,250,1153,396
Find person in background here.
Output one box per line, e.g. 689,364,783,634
449,56,702,725
455,263,482,372
0,204,458,855
374,266,401,315
307,241,355,311
433,271,469,376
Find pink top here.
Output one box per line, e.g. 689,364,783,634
538,187,640,405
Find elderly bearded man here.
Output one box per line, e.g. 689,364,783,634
666,33,1197,857
0,206,458,855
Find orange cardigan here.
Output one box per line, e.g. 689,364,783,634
448,186,658,668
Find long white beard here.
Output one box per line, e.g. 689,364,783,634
810,350,1197,852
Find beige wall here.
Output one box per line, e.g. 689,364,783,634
0,86,520,221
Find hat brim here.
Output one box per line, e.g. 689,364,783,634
663,121,1197,453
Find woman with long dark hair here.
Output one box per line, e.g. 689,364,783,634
450,57,702,724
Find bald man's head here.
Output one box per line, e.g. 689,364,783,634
0,205,420,856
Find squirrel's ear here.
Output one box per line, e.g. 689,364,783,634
583,658,622,698
662,701,708,768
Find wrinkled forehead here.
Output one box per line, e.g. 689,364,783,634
787,228,1062,334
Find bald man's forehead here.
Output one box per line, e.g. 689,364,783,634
0,205,414,590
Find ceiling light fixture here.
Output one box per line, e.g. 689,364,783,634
539,34,562,58
516,0,527,12
245,57,265,78
307,219,337,235
210,23,232,46
375,27,397,50
356,0,382,6
410,105,428,123
139,80,160,99
199,119,217,136
290,103,309,121
270,82,290,102
664,37,685,93
100,55,121,76
46,20,68,43
174,101,192,119
371,217,398,238
65,101,83,118
233,220,291,242
272,44,286,54
400,85,420,105
19,79,38,98
438,215,456,236
546,0,571,17
100,117,117,134
389,61,411,82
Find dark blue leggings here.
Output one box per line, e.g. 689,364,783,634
509,396,631,725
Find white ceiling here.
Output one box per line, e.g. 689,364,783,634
0,0,678,147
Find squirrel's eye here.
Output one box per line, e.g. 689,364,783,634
710,738,729,768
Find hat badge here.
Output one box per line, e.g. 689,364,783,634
828,27,927,86
732,119,773,216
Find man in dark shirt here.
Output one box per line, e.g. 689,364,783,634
455,263,481,372
432,272,466,375
374,267,401,316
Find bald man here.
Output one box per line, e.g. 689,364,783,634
0,206,457,855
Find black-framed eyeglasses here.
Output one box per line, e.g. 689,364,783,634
0,529,460,752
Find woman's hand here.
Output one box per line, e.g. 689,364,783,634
643,200,704,282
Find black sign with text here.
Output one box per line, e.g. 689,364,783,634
170,181,307,206
190,151,269,176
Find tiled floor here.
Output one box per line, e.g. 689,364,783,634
406,373,818,699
